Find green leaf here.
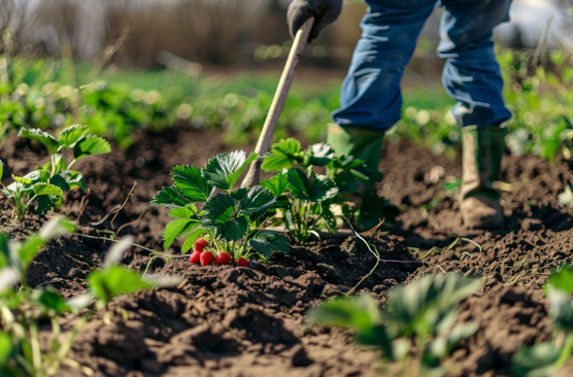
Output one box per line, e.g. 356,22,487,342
355,325,394,360
19,128,60,154
548,286,573,332
260,173,289,197
203,193,235,224
0,160,3,182
384,274,482,336
58,125,87,150
39,216,75,239
202,151,259,190
307,294,381,332
287,168,338,202
0,331,13,366
88,265,155,304
218,217,248,241
73,135,111,160
171,165,211,202
163,218,196,252
168,206,196,219
60,170,88,192
546,265,573,294
151,186,194,208
181,227,207,253
261,138,302,171
32,183,63,198
249,230,290,258
239,186,276,214
444,179,462,193
49,174,70,192
30,288,71,314
308,143,334,166
511,342,559,377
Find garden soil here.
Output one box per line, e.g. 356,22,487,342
2,125,573,376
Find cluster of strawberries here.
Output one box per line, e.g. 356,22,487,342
188,238,249,267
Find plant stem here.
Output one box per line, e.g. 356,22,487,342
29,320,43,376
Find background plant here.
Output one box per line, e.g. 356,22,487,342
511,265,573,377
308,274,482,377
0,216,178,377
0,125,110,220
151,150,290,262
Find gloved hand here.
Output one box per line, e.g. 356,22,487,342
287,0,343,42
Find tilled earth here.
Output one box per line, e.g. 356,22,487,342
1,126,572,376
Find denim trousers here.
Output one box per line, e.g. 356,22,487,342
332,0,513,130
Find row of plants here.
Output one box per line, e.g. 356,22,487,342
4,45,573,161
307,264,573,377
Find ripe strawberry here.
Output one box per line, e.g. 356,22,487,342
237,257,249,267
215,252,231,265
189,250,202,264
194,238,209,252
200,251,215,266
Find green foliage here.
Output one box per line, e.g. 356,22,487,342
308,274,482,376
512,266,573,375
0,218,179,377
0,125,110,220
151,150,289,261
261,138,395,243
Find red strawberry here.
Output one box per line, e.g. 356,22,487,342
216,252,231,265
200,251,215,266
237,257,249,267
194,238,209,252
189,250,202,264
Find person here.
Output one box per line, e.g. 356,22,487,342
287,0,513,229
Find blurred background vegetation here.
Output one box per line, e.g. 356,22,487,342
1,0,573,161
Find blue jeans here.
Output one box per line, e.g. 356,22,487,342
332,0,513,130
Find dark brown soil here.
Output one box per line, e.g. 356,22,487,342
2,126,573,376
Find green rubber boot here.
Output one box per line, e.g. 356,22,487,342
326,123,385,186
326,124,396,229
460,126,507,229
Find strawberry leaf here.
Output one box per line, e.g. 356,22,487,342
19,128,61,154
88,265,155,304
168,205,197,219
163,218,198,252
32,183,63,198
239,186,276,215
249,230,290,258
202,151,259,190
60,170,88,192
73,135,111,160
287,168,338,202
181,227,207,253
308,143,334,167
260,173,288,197
261,138,302,172
203,193,235,224
151,186,194,208
171,165,211,202
58,124,87,150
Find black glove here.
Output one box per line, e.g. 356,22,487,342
287,0,343,42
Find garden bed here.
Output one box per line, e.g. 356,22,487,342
2,125,573,376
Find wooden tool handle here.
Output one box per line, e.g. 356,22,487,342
241,17,314,188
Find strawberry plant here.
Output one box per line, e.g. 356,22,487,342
151,150,290,264
0,125,110,220
0,217,178,376
308,274,482,377
511,265,573,377
260,138,398,242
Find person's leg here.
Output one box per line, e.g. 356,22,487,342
328,0,436,229
438,0,513,229
331,0,437,131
